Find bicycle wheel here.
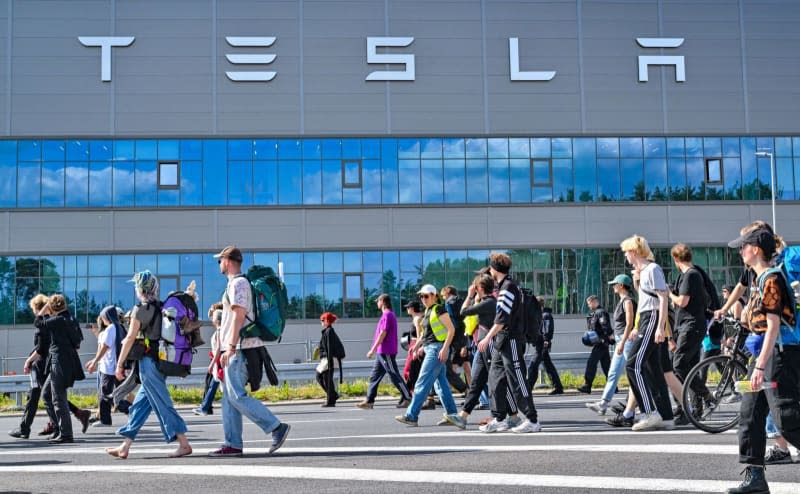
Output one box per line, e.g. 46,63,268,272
682,355,748,434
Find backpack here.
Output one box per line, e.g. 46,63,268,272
162,291,204,348
241,265,289,342
444,296,466,348
691,265,722,316
757,245,800,347
519,287,543,346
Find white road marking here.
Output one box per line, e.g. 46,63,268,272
0,464,796,493
188,417,363,428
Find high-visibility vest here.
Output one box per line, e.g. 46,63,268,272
428,304,448,342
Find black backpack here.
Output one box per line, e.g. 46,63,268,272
520,287,543,346
691,265,722,316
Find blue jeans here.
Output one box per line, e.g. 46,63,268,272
404,342,458,422
117,357,187,443
601,340,633,403
200,377,220,413
766,412,780,438
221,351,280,450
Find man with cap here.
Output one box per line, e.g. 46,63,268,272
587,274,636,415
209,245,291,457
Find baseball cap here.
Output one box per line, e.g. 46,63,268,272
403,300,422,312
417,284,437,295
727,228,776,258
607,274,633,287
213,245,243,263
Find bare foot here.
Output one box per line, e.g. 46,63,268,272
105,447,129,459
168,444,192,458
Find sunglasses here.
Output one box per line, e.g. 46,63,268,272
419,294,432,299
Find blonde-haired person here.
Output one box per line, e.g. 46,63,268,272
619,235,673,431
106,270,192,459
725,225,800,493
194,303,224,416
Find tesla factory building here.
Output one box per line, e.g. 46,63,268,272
2,0,800,370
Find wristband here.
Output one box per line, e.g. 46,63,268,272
755,366,765,372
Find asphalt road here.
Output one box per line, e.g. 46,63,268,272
1,392,798,494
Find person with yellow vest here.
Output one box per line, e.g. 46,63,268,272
396,284,466,428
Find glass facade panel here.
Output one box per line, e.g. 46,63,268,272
645,158,668,201
465,159,488,203
552,159,572,202
443,159,466,203
488,159,509,203
597,159,620,201
302,160,322,205
620,138,643,158
278,160,302,204
421,159,444,203
41,162,65,207
89,162,113,207
398,159,421,204
776,157,794,200
17,162,41,207
509,158,531,203
573,138,595,202
668,158,687,201
621,159,644,200
362,159,381,204
65,162,89,207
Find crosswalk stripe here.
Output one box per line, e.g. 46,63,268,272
0,464,796,493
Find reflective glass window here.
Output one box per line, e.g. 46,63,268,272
179,161,202,206
41,255,63,278
621,159,644,200
741,138,758,200
757,154,773,200
756,137,774,156
344,274,362,300
114,162,135,207
342,159,361,187
203,141,227,205
180,140,202,160
776,137,792,157
597,138,619,158
88,255,111,276
794,158,800,201
488,138,509,158
620,138,643,158
531,138,550,158
324,252,343,272
489,159,510,203
19,141,41,161
704,137,722,157
465,138,487,159
43,141,66,161
362,159,381,204
667,137,685,158
228,140,252,160
382,251,399,276
158,140,179,160
253,161,278,205
420,138,442,159
302,160,322,205
465,159,488,203
685,137,703,158
597,159,620,201
573,138,595,202
343,139,360,159
303,252,323,273
398,139,420,159
509,158,531,203
443,138,465,158
668,158,687,201
362,251,381,272
180,253,202,274
303,140,322,160
398,159,421,204
443,159,466,204
112,254,134,276
253,252,279,268
67,141,89,161
0,141,17,207
17,162,41,207
114,140,134,161
322,159,343,204
280,252,303,274
134,161,157,206
135,140,157,160
553,159,572,202
723,137,740,157
644,137,666,158
686,158,704,200
89,162,113,207
228,160,253,205
362,139,380,159
551,138,571,158
421,159,444,203
65,162,89,207
41,162,65,207
278,139,302,159
646,159,668,201
776,157,793,200
278,160,302,204
253,139,277,160
381,141,398,204
343,252,362,272
134,254,157,273
322,139,342,159
324,273,343,314
723,158,742,200
509,138,529,159
158,162,179,188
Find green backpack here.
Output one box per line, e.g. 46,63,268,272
240,265,289,342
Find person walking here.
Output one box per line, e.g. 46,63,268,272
726,226,800,493
526,297,563,395
578,295,613,394
479,252,541,433
208,246,290,457
621,234,673,431
587,275,636,414
105,270,192,459
85,306,124,427
316,312,345,407
395,284,464,428
358,294,412,409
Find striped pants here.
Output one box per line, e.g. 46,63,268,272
625,310,672,418
489,335,538,423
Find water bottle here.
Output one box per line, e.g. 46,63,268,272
734,380,778,393
791,281,800,311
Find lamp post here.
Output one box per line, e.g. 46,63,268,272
755,150,776,232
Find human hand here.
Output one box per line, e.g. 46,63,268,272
438,348,448,363
477,337,490,353
367,350,375,359
655,328,665,344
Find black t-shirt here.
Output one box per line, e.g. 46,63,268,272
494,275,524,338
421,304,449,345
674,268,707,332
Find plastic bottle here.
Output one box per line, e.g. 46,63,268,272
734,380,778,393
791,281,800,311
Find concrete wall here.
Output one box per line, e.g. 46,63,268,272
0,0,798,136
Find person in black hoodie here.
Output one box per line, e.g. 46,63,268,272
527,298,564,395
316,312,345,407
25,294,85,443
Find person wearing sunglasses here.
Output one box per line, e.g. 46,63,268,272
395,284,465,428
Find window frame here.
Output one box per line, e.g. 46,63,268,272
704,157,723,185
157,161,180,190
343,272,363,302
530,158,553,187
342,159,363,188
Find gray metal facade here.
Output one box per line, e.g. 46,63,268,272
0,0,797,137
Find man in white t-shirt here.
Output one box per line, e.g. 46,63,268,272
208,245,291,458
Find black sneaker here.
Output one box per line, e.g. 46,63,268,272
765,445,793,465
605,413,634,428
609,401,627,414
269,423,291,454
576,385,591,394
673,410,690,426
547,388,564,395
8,428,30,439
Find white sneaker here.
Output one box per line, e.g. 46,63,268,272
479,418,510,433
511,419,542,433
586,401,609,415
91,422,113,428
631,412,663,431
657,419,675,431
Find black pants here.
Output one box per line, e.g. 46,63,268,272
527,344,563,391
699,347,722,383
366,354,411,403
584,343,611,387
316,367,338,405
626,310,672,419
489,335,537,423
672,328,708,401
406,354,423,393
738,345,800,465
98,372,118,425
42,368,72,438
463,346,517,416
446,357,467,394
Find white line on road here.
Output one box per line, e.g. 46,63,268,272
0,464,796,493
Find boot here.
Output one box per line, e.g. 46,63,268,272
73,409,91,434
727,466,770,494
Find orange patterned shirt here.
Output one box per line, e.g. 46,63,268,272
747,272,796,333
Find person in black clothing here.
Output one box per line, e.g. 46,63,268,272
526,297,563,395
316,312,345,407
578,295,612,394
24,294,85,443
479,253,540,433
441,286,468,395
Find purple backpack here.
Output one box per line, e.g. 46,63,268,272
158,292,202,377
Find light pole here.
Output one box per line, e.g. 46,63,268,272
755,150,776,232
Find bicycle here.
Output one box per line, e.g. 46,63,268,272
682,316,750,434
